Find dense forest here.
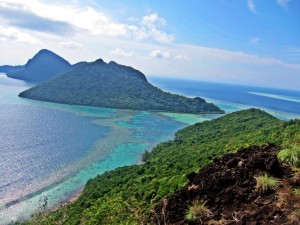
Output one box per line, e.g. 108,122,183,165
6,49,72,83
19,59,223,114
20,109,300,224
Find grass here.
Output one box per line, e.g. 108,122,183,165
186,200,211,222
278,145,300,167
255,173,279,193
289,209,300,223
208,218,226,225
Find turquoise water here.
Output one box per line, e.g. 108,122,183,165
1,75,300,224
0,75,214,224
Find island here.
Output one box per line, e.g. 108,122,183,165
6,49,72,83
19,58,224,114
0,65,23,74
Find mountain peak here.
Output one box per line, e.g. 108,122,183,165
37,49,54,55
94,58,105,64
6,49,72,83
108,61,118,66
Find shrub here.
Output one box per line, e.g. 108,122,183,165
278,145,300,167
186,200,211,221
255,173,279,193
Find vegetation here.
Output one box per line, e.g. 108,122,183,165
19,59,223,113
255,173,279,193
208,218,226,225
278,144,300,167
7,49,72,83
186,200,211,221
20,109,300,224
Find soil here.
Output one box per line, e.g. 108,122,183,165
150,143,300,225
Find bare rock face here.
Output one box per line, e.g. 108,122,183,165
150,144,298,225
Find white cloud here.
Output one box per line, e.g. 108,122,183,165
277,0,291,9
59,41,82,49
110,48,135,57
149,50,170,58
127,13,174,43
0,25,42,45
141,13,166,28
0,1,174,44
247,0,257,14
150,28,174,43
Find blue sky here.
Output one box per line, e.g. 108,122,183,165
0,0,299,89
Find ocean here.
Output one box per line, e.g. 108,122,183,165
0,74,299,223
149,77,300,120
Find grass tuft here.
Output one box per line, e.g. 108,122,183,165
278,145,300,167
255,173,279,193
186,200,211,221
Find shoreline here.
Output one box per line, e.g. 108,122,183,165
49,187,83,213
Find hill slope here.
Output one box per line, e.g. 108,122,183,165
151,144,299,224
19,59,223,113
6,49,72,83
0,65,23,74
21,109,300,224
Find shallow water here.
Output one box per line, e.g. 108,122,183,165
1,75,300,224
0,75,215,223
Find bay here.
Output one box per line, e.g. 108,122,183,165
0,75,207,224
1,74,300,224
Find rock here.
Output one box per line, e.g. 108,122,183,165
150,144,294,225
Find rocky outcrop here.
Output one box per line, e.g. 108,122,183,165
151,144,299,224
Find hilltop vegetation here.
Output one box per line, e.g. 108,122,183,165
19,59,223,114
20,109,300,224
6,49,72,83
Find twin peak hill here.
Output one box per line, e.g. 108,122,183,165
4,49,224,114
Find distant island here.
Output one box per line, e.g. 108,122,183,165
0,65,24,74
19,56,224,114
4,49,73,83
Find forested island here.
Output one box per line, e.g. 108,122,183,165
6,49,72,83
19,109,300,224
19,58,223,114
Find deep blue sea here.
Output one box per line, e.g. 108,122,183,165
0,74,299,223
149,77,300,118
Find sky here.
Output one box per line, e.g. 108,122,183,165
0,0,299,90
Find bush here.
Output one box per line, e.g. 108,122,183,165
278,145,300,167
255,173,279,193
186,200,211,221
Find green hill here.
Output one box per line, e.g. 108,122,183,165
19,59,223,113
6,49,72,83
21,109,300,224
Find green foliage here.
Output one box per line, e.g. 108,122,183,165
278,145,300,167
7,49,72,83
292,188,300,198
141,150,151,162
186,200,210,221
255,173,279,193
19,60,223,113
22,109,300,224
